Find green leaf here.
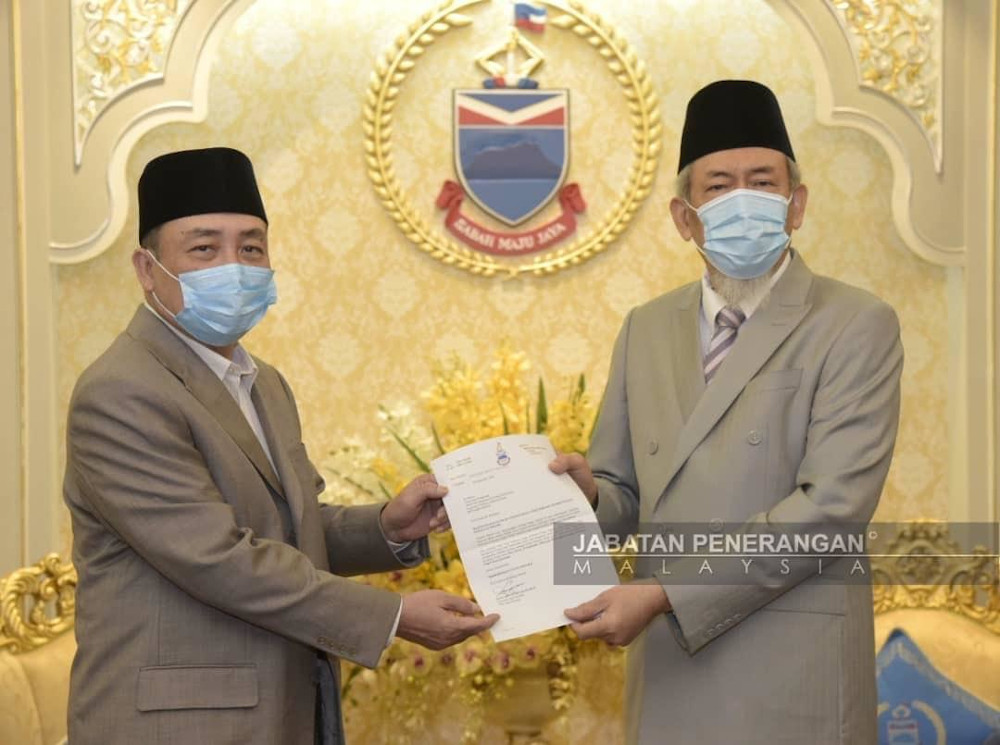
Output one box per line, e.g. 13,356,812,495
577,373,586,398
430,422,445,455
386,427,432,473
536,377,548,434
500,402,510,435
324,465,378,499
378,481,394,501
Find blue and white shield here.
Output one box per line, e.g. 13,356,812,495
454,89,569,226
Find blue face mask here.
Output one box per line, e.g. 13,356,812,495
147,250,277,347
688,188,791,280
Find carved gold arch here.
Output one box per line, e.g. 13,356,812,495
47,0,967,269
47,0,257,263
765,0,960,267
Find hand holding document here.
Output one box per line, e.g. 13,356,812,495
431,434,617,642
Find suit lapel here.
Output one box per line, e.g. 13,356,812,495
655,255,814,506
669,285,707,424
126,307,285,498
251,378,307,536
252,374,332,569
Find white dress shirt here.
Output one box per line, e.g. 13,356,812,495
698,249,792,356
143,302,405,645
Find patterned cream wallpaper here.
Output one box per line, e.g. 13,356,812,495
56,0,949,546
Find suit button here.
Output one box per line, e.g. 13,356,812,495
648,440,658,455
747,430,763,445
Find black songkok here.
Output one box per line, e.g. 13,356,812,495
677,80,795,173
138,147,267,241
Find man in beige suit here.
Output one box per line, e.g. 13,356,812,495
553,81,903,743
64,147,497,745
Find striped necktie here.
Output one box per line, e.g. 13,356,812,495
704,306,746,382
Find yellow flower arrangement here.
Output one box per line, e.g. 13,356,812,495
323,342,622,744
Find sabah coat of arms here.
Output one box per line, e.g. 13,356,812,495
365,0,660,277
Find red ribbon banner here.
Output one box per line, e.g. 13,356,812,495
435,181,586,256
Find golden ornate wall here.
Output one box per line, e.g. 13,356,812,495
54,0,949,529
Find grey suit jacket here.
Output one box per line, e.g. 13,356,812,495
589,253,903,745
64,306,418,745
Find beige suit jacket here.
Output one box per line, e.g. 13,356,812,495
64,306,416,745
589,253,903,745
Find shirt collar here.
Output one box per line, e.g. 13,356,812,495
143,301,257,384
700,249,793,327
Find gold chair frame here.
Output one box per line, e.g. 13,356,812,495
0,553,77,655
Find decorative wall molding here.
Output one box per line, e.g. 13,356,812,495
49,0,254,263
767,0,961,267
72,0,195,166
830,0,943,171
47,0,961,269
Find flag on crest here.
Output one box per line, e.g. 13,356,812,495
514,3,547,33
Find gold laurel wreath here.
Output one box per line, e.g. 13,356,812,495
363,0,661,277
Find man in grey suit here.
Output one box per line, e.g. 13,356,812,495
552,81,903,743
64,147,497,745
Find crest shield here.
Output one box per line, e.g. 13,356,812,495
454,89,569,226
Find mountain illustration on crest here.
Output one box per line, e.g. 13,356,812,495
463,140,562,180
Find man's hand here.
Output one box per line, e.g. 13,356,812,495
397,590,499,650
549,453,598,506
564,584,670,647
380,474,451,543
